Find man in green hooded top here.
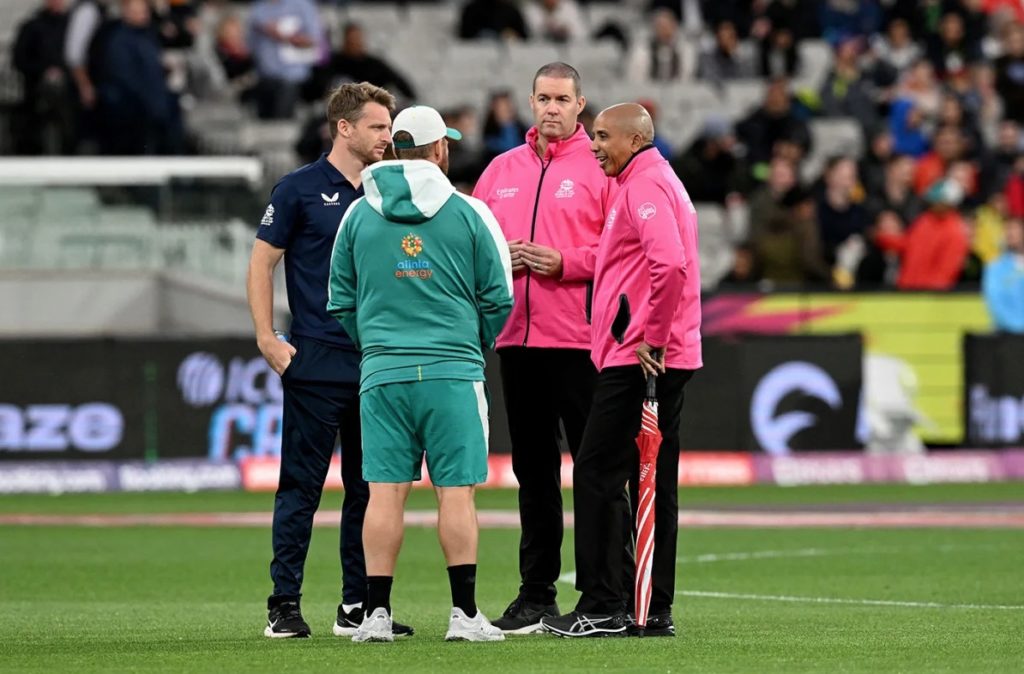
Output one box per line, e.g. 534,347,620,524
327,105,513,644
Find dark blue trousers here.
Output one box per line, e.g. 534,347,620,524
270,336,368,605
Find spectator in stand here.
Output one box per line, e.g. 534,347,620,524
816,156,868,265
759,24,799,79
859,127,894,199
247,0,323,119
442,105,484,189
215,15,257,100
888,99,931,159
985,0,1024,25
96,0,183,155
320,23,416,100
938,93,985,159
697,20,757,81
12,0,74,155
980,120,1022,197
1004,156,1024,218
995,21,1024,125
459,0,529,41
482,91,528,162
64,0,109,122
913,124,975,195
736,77,812,166
747,156,798,242
898,178,970,290
856,209,906,288
927,11,983,80
983,217,1024,332
751,185,831,286
961,63,1004,143
153,0,199,50
819,36,879,129
671,116,745,205
952,0,990,49
872,17,921,72
898,58,943,118
820,0,883,45
524,0,584,44
626,8,696,83
866,154,925,226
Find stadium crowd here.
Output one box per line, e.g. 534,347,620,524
6,0,1024,304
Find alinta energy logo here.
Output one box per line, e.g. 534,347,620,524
396,233,432,279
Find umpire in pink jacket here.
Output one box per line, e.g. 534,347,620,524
472,62,613,633
541,103,702,638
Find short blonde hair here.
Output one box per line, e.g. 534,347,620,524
326,82,396,139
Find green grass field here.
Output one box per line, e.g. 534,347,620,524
1,483,1022,672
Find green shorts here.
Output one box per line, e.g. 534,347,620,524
360,379,489,487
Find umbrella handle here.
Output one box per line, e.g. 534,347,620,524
645,348,660,401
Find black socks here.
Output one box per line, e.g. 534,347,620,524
447,564,477,617
366,576,393,614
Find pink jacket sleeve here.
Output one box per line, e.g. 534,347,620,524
560,177,614,282
631,180,688,348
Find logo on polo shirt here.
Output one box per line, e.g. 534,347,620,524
396,233,431,279
637,202,657,220
606,208,617,230
321,192,340,206
554,179,575,199
260,204,274,227
496,187,519,200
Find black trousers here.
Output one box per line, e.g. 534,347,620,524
498,347,596,604
270,336,369,605
573,365,693,615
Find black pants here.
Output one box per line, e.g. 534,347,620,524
498,347,596,604
270,336,368,605
573,365,693,615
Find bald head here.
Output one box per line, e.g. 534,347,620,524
596,103,655,144
590,103,656,177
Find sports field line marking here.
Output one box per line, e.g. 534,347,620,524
678,548,832,564
677,589,1024,611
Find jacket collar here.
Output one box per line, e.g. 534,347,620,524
615,145,659,185
526,124,592,161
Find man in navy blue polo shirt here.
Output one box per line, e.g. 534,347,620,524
247,81,412,639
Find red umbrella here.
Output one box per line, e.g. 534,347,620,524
634,373,661,632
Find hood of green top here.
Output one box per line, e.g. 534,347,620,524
361,160,455,223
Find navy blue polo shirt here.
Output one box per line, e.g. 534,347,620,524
256,154,361,351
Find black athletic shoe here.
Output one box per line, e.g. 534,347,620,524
491,596,560,634
627,613,675,637
265,599,310,638
334,604,414,637
540,610,626,638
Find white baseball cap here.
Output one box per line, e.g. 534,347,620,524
392,105,462,149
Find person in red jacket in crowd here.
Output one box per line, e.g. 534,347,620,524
897,178,970,289
1004,156,1024,218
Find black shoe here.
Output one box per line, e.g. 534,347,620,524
265,599,310,638
334,604,414,637
627,613,675,637
540,610,626,638
491,596,560,635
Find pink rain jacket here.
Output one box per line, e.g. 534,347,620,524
473,124,613,349
591,147,703,372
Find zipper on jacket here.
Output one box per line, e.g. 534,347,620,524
522,157,550,347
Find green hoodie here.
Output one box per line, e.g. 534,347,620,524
327,160,513,392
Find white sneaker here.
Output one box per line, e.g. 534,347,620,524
445,607,506,642
352,607,394,643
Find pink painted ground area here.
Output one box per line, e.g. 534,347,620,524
2,508,1023,529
